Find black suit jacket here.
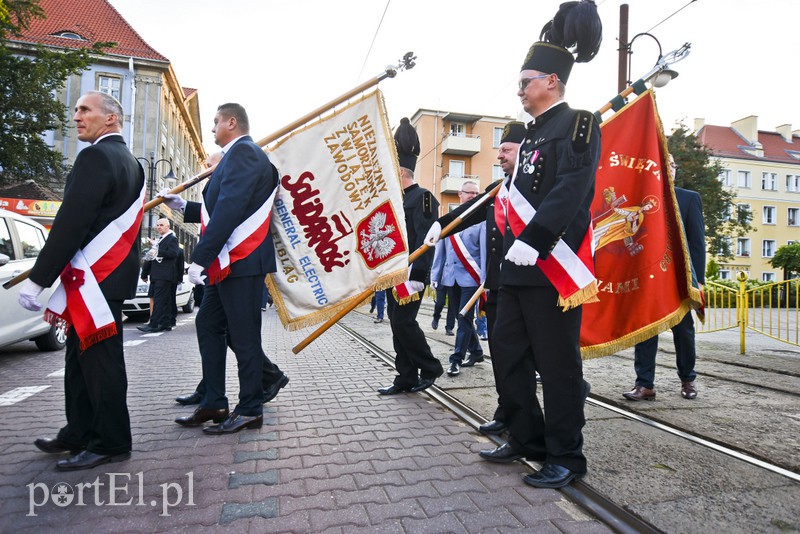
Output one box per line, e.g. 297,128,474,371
30,135,145,300
675,187,705,285
184,136,277,277
148,232,180,282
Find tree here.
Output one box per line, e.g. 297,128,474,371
0,0,112,185
668,125,753,260
769,242,800,279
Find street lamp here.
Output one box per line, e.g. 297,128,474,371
136,151,175,238
625,32,680,89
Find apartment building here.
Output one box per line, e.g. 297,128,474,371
409,110,518,214
7,0,206,255
697,117,800,282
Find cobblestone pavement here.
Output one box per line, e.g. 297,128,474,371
0,308,610,533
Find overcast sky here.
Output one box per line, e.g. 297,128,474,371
107,0,799,155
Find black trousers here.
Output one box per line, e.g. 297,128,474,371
196,275,282,416
57,300,131,455
484,289,506,423
492,285,588,473
150,279,174,328
387,289,443,388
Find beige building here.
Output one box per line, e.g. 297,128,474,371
697,117,800,282
409,110,518,214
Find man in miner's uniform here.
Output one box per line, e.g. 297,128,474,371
428,0,604,489
377,118,444,395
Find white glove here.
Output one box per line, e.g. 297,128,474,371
158,187,187,212
18,279,45,312
187,262,207,285
424,221,442,247
505,240,539,266
430,281,439,290
407,281,425,293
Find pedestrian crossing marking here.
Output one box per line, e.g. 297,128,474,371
123,340,148,347
47,369,65,378
0,386,50,406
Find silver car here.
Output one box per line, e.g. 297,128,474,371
0,209,67,351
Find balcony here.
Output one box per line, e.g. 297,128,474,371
440,174,480,194
441,133,481,156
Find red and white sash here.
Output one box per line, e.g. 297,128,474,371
449,233,486,309
45,183,146,350
502,165,598,310
200,187,277,285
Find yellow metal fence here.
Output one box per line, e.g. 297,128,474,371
697,273,800,353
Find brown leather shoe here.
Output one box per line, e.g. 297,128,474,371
622,385,656,401
175,407,229,427
681,381,697,399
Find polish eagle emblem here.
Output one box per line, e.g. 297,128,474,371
360,211,396,261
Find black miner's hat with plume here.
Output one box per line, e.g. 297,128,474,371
521,0,602,84
394,117,420,172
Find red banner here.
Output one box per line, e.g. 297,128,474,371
580,90,701,359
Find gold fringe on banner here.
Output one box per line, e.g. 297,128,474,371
265,269,408,332
581,299,695,360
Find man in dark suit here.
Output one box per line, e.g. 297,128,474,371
163,103,287,434
21,91,144,470
623,155,705,401
138,218,179,333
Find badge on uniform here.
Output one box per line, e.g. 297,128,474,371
522,150,540,174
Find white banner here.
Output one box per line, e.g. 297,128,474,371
266,90,409,330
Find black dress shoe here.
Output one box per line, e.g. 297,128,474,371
56,450,131,471
377,384,413,395
263,374,289,403
479,442,524,463
461,354,485,367
410,377,436,392
522,463,583,488
137,324,168,333
175,391,202,405
174,407,229,427
478,420,508,435
203,413,263,434
34,437,83,455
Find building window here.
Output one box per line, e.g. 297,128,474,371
763,206,776,224
762,240,776,258
737,238,750,257
761,172,777,191
448,160,465,178
762,272,776,282
97,74,121,100
788,208,799,226
718,169,733,186
492,165,504,180
493,127,503,148
787,174,800,192
737,203,750,220
718,237,732,255
450,123,466,137
737,170,751,188
447,203,460,212
718,270,731,281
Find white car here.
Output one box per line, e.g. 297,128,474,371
122,270,195,318
0,209,67,351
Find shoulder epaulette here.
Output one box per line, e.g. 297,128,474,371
571,110,595,153
422,191,433,218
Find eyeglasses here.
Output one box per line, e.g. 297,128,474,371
459,190,478,196
518,74,550,90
